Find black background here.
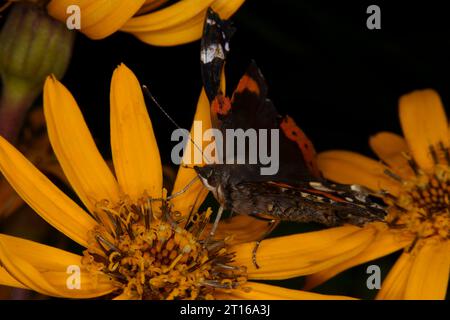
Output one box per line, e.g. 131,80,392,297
64,0,450,163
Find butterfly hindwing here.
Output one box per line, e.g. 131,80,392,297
227,180,385,226
279,115,320,178
211,62,319,182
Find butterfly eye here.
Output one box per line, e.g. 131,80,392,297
194,166,213,180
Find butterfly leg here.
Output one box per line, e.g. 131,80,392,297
210,205,224,238
252,219,279,269
204,206,224,246
166,176,199,200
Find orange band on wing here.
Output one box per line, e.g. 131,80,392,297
280,116,320,177
305,188,347,203
234,75,260,96
211,94,232,116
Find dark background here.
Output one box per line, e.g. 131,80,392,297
4,0,450,299
64,0,450,162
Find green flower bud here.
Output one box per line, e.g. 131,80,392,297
0,2,75,142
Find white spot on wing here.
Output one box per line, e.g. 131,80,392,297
299,192,329,203
309,181,335,192
206,18,216,26
200,44,225,64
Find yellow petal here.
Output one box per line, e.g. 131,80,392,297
216,282,355,300
0,136,96,247
44,76,120,216
369,132,414,179
0,234,82,271
0,237,64,297
399,89,449,172
47,0,145,39
136,0,170,15
318,150,400,195
0,266,27,289
231,226,376,280
110,64,162,201
404,240,449,299
0,234,115,298
42,271,115,298
209,215,276,245
127,13,204,46
304,225,413,289
122,0,245,46
376,250,414,300
121,0,214,32
170,89,210,216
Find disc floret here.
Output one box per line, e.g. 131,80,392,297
82,195,247,300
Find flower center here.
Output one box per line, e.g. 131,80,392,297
82,195,247,300
385,147,450,244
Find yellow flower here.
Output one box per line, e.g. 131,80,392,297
46,0,245,46
305,89,450,300
0,63,355,299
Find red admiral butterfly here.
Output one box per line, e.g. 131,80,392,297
196,9,386,239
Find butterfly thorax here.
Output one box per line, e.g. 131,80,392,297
195,164,230,207
195,163,265,209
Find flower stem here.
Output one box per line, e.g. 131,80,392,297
0,2,75,143
0,79,38,143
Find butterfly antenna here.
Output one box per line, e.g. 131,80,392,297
142,85,212,164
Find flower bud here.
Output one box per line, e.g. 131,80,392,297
0,2,75,142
